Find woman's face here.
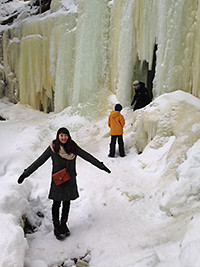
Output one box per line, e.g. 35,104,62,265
58,133,69,144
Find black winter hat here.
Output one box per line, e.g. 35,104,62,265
56,127,71,138
115,103,122,111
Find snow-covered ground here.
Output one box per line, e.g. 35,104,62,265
1,91,200,267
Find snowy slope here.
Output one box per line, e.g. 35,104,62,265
1,91,200,266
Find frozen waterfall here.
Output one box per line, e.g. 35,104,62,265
1,0,200,112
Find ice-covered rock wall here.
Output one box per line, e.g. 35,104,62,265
1,0,200,112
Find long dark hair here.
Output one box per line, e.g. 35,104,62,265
52,127,77,155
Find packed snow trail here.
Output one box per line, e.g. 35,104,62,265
11,108,178,267
22,135,184,267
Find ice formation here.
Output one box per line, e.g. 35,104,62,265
132,90,200,186
1,0,200,112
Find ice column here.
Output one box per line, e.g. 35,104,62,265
155,0,200,98
50,13,77,113
72,0,109,105
2,30,21,103
18,17,55,112
108,0,135,107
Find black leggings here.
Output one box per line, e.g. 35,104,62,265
52,200,70,223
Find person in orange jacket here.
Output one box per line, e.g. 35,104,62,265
108,103,125,157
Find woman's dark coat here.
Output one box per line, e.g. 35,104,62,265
23,146,105,201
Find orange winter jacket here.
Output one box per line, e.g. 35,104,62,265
108,111,125,136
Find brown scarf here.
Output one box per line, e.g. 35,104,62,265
50,142,76,160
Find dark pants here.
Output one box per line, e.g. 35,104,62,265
52,200,70,223
109,135,125,157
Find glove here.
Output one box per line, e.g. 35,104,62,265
17,173,27,184
102,164,111,173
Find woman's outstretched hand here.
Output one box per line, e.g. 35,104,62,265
102,164,111,173
17,173,27,184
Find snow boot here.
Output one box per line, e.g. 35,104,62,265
53,221,65,240
61,219,70,237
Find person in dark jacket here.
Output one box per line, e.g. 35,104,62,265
18,127,111,240
108,103,125,157
131,80,151,111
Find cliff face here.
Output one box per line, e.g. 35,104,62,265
1,0,200,112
